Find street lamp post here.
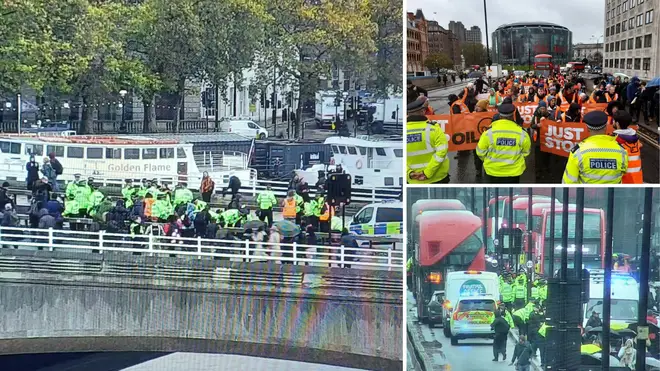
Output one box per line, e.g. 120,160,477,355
342,91,348,133
119,89,128,133
483,0,492,85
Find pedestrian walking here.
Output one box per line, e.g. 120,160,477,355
491,311,510,362
510,335,533,371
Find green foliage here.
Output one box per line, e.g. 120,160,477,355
1,0,401,137
462,42,487,67
424,53,454,73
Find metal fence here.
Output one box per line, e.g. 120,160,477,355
0,226,404,270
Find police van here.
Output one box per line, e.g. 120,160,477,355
438,271,499,337
449,294,497,345
584,269,639,330
349,199,403,248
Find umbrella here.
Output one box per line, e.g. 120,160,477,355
272,220,301,238
242,220,266,232
647,77,660,88
614,72,630,80
586,326,622,336
468,71,483,78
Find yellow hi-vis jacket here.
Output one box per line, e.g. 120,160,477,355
476,119,531,177
562,135,628,184
406,116,449,184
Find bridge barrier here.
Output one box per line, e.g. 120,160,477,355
0,226,404,271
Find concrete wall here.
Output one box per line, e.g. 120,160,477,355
0,278,402,370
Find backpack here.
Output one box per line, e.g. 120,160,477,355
52,159,63,175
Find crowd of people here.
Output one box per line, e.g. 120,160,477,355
407,70,656,185
490,267,660,370
0,166,365,265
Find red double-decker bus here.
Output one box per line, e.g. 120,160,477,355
535,205,606,275
413,210,486,323
534,54,554,72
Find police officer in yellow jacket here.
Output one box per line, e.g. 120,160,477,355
406,98,450,184
562,111,628,184
476,103,531,183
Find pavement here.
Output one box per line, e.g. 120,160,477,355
406,290,541,371
426,81,659,184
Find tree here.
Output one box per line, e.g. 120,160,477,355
592,51,603,66
424,53,453,74
461,42,487,67
366,0,402,97
253,0,377,138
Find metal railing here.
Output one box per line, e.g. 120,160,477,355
0,226,404,270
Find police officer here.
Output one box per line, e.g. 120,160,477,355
476,103,531,183
406,98,450,184
562,111,628,184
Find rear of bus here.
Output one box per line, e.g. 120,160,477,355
540,207,606,275
415,210,486,324
510,196,553,230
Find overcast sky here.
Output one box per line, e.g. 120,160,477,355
407,0,605,44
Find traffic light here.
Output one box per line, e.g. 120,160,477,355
357,96,363,107
271,92,276,107
201,91,208,107
260,93,265,107
334,97,341,107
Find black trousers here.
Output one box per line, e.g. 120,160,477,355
493,333,508,359
486,174,520,184
433,175,450,184
259,208,273,227
513,315,527,336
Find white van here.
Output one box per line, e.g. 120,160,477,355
349,200,403,247
220,120,268,139
584,270,639,328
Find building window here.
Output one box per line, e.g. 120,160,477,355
606,43,610,52
629,17,634,28
616,23,621,33
623,1,628,12
606,27,610,37
615,59,620,68
628,38,634,49
639,0,644,4
627,58,633,69
637,14,643,27
634,58,641,70
620,58,625,67
643,58,651,71
635,36,642,48
607,10,610,20
611,25,615,35
646,10,653,24
631,0,636,8
622,20,627,31
621,40,626,50
617,5,621,14
615,41,620,51
644,34,653,47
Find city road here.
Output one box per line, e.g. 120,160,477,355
407,290,536,371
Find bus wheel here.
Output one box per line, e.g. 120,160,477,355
443,326,451,338
450,336,458,346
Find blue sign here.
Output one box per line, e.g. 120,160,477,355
460,279,486,296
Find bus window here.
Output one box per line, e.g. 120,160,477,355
86,147,103,159
46,145,64,157
106,148,121,159
160,148,174,159
124,148,140,159
446,232,483,266
176,148,186,159
142,148,157,160
67,146,84,158
25,144,43,156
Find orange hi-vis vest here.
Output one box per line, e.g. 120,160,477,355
518,94,528,103
619,140,643,184
605,92,618,102
451,101,469,113
144,198,155,218
283,198,297,218
560,92,578,104
460,87,468,104
319,203,333,221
